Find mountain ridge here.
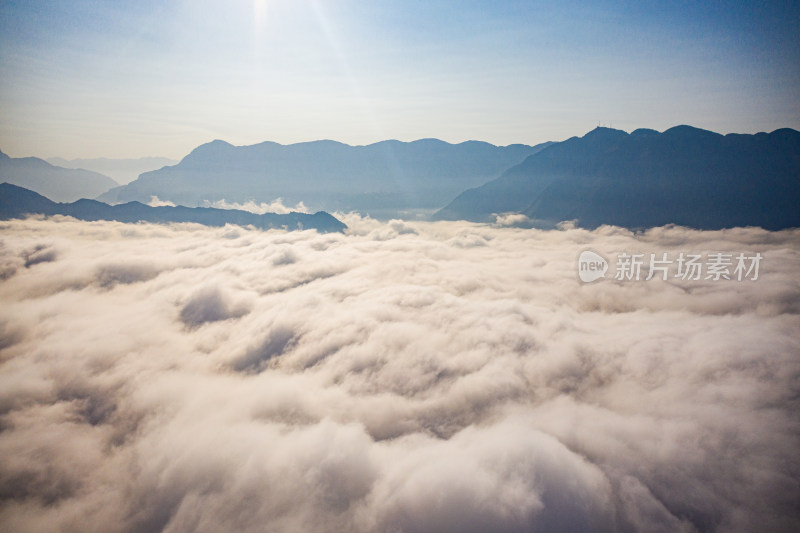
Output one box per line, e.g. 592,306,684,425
435,126,800,230
0,149,118,202
46,156,178,185
98,138,553,218
0,183,346,233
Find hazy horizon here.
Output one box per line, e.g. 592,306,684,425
6,123,798,163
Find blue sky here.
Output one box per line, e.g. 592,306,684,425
1,0,798,158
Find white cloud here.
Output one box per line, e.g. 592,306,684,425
0,217,798,532
148,196,176,207
493,212,534,228
204,198,310,215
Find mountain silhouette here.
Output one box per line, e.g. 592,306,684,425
98,139,552,218
435,126,800,230
0,183,346,233
0,149,118,202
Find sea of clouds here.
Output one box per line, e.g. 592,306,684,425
0,215,798,533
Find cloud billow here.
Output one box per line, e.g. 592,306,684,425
0,217,798,532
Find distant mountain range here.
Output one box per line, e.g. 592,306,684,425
0,183,346,233
0,149,118,202
4,127,798,231
435,126,800,230
98,139,552,218
46,156,178,185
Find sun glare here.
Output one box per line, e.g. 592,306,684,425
253,0,269,33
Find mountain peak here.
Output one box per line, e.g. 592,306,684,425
631,128,659,137
662,125,722,139
182,139,236,163
193,139,235,152
582,127,629,141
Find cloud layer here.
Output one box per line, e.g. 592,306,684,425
0,216,798,532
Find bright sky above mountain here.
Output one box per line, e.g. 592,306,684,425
1,0,798,159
